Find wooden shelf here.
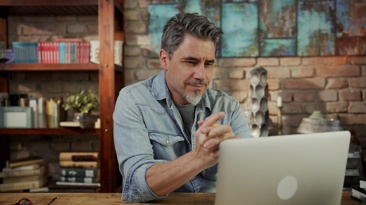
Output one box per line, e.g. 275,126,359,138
0,128,100,135
0,0,124,193
0,63,100,71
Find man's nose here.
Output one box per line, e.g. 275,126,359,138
193,64,205,79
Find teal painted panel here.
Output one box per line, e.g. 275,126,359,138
260,39,296,56
336,0,366,37
297,1,335,56
148,4,180,57
259,0,296,38
221,3,258,57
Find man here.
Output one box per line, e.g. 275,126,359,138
113,13,251,202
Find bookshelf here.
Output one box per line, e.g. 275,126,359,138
0,0,124,192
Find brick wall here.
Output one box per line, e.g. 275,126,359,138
5,1,366,177
123,0,366,137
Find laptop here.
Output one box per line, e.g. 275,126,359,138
215,131,351,205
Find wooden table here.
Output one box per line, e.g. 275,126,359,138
0,192,361,205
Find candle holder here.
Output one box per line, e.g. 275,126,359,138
277,106,283,135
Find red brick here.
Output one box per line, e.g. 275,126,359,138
290,66,315,78
138,0,150,8
228,68,245,79
293,91,317,102
326,102,348,113
125,21,147,34
316,65,360,77
342,114,366,125
213,79,250,91
147,59,161,69
124,0,138,8
218,58,255,67
339,90,362,101
124,10,141,21
282,78,326,89
263,67,290,79
280,57,301,66
125,56,144,68
349,102,366,113
318,90,338,101
348,56,366,65
282,103,302,114
302,56,347,65
326,78,349,89
136,69,161,81
125,46,142,56
267,79,280,90
231,91,248,103
303,103,326,114
349,77,366,88
257,57,279,66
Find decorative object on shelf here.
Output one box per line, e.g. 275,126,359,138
0,106,34,128
297,110,342,133
249,66,269,138
89,40,123,66
277,96,283,135
63,90,99,128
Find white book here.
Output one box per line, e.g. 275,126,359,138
56,181,100,187
29,98,39,128
2,164,40,172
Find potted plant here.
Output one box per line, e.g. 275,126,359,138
63,90,99,128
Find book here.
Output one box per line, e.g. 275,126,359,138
55,181,100,187
60,121,80,127
59,161,98,168
0,177,46,192
6,156,44,168
59,167,98,178
59,176,98,183
352,186,366,201
2,175,43,183
59,152,98,161
2,164,40,172
0,166,47,178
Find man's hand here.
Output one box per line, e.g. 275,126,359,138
194,112,239,168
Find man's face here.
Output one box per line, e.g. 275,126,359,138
160,34,216,105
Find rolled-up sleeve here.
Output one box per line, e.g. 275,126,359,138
113,88,168,202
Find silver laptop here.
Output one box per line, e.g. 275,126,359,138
215,131,351,205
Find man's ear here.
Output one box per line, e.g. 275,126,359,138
159,49,168,70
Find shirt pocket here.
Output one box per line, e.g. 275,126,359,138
149,132,186,160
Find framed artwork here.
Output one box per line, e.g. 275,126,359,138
0,106,33,128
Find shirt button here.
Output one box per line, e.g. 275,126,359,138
166,140,169,144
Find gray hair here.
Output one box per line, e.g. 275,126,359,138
161,13,223,58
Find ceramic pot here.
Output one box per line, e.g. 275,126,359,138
73,112,95,128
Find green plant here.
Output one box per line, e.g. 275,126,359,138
63,90,99,114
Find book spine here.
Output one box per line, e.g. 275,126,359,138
0,178,46,192
59,152,98,161
59,161,98,168
59,167,97,178
59,176,97,183
0,166,46,178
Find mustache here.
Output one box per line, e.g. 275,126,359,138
187,80,208,86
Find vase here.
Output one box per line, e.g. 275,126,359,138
73,112,95,128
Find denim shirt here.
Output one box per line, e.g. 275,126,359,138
113,71,251,202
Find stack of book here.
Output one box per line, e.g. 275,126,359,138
351,178,366,201
0,156,48,192
56,152,100,189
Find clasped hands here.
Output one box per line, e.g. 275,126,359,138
194,112,239,167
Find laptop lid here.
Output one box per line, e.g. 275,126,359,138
215,131,351,205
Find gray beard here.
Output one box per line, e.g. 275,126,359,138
182,91,202,106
